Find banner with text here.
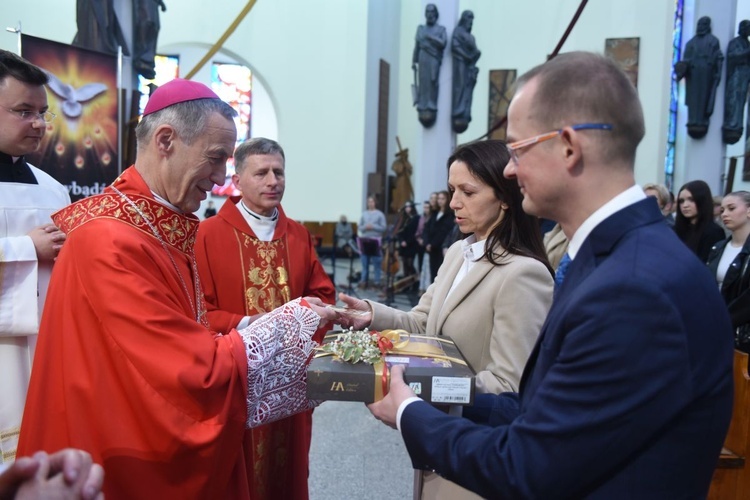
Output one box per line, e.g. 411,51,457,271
22,34,118,201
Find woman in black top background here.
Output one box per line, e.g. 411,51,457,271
395,201,420,278
674,180,725,262
423,190,455,282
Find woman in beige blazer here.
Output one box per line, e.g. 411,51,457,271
335,140,554,499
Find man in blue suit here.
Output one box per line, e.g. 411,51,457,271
368,52,734,499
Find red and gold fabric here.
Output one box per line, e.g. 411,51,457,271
195,197,335,500
18,167,321,499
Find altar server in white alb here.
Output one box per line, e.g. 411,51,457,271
0,49,69,465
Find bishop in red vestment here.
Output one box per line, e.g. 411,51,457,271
195,138,335,499
17,80,335,499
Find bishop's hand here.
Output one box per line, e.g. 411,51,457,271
333,293,372,330
303,297,337,328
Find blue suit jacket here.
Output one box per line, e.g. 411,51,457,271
400,199,734,499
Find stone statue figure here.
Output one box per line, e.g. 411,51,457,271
72,0,130,56
412,4,447,128
133,0,167,80
674,16,724,139
451,10,481,133
73,0,165,79
722,20,750,144
390,148,414,214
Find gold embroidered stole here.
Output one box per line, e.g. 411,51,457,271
54,193,199,254
233,228,300,498
53,192,208,325
236,230,291,315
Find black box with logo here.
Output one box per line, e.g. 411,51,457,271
306,334,475,405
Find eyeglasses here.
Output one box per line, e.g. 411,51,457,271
1,106,56,123
507,123,613,164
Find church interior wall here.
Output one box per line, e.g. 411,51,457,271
725,0,750,194
2,0,371,223
5,1,750,222
363,0,404,216
453,0,674,186
157,0,371,223
395,1,675,205
395,2,425,205
393,0,454,207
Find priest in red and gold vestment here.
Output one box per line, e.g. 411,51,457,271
195,137,335,500
17,79,336,499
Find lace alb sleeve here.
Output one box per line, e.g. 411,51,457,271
235,298,321,428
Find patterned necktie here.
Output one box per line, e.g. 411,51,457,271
554,252,572,296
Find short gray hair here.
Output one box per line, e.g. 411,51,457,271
234,137,285,174
135,98,237,150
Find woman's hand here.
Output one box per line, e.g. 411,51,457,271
333,293,373,330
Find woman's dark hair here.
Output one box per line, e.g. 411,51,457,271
674,180,715,251
447,140,553,274
436,190,451,214
403,200,415,211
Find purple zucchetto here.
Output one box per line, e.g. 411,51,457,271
142,78,221,116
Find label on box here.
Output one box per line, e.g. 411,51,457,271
431,376,472,404
409,382,422,395
386,356,410,363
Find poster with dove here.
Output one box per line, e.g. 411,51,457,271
22,34,118,202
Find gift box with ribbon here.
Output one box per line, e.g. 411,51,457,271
307,329,475,405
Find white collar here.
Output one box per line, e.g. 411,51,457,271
151,191,182,213
567,185,645,259
460,234,486,261
240,200,278,222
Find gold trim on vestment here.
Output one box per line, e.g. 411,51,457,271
0,425,20,463
53,193,198,254
241,235,291,313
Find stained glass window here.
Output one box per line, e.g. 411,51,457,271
665,0,684,191
210,62,252,196
137,55,180,117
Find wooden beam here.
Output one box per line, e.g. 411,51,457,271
184,0,257,80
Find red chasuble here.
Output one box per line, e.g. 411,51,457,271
18,167,253,499
195,198,335,500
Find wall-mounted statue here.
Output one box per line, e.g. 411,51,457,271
72,0,130,56
674,16,723,139
722,20,750,144
133,0,167,80
72,0,166,80
412,3,447,128
451,10,481,134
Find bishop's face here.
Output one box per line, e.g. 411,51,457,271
162,112,236,213
0,76,49,157
232,153,286,217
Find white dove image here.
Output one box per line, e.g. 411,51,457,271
44,71,107,119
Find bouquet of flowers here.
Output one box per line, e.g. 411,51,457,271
319,327,405,365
